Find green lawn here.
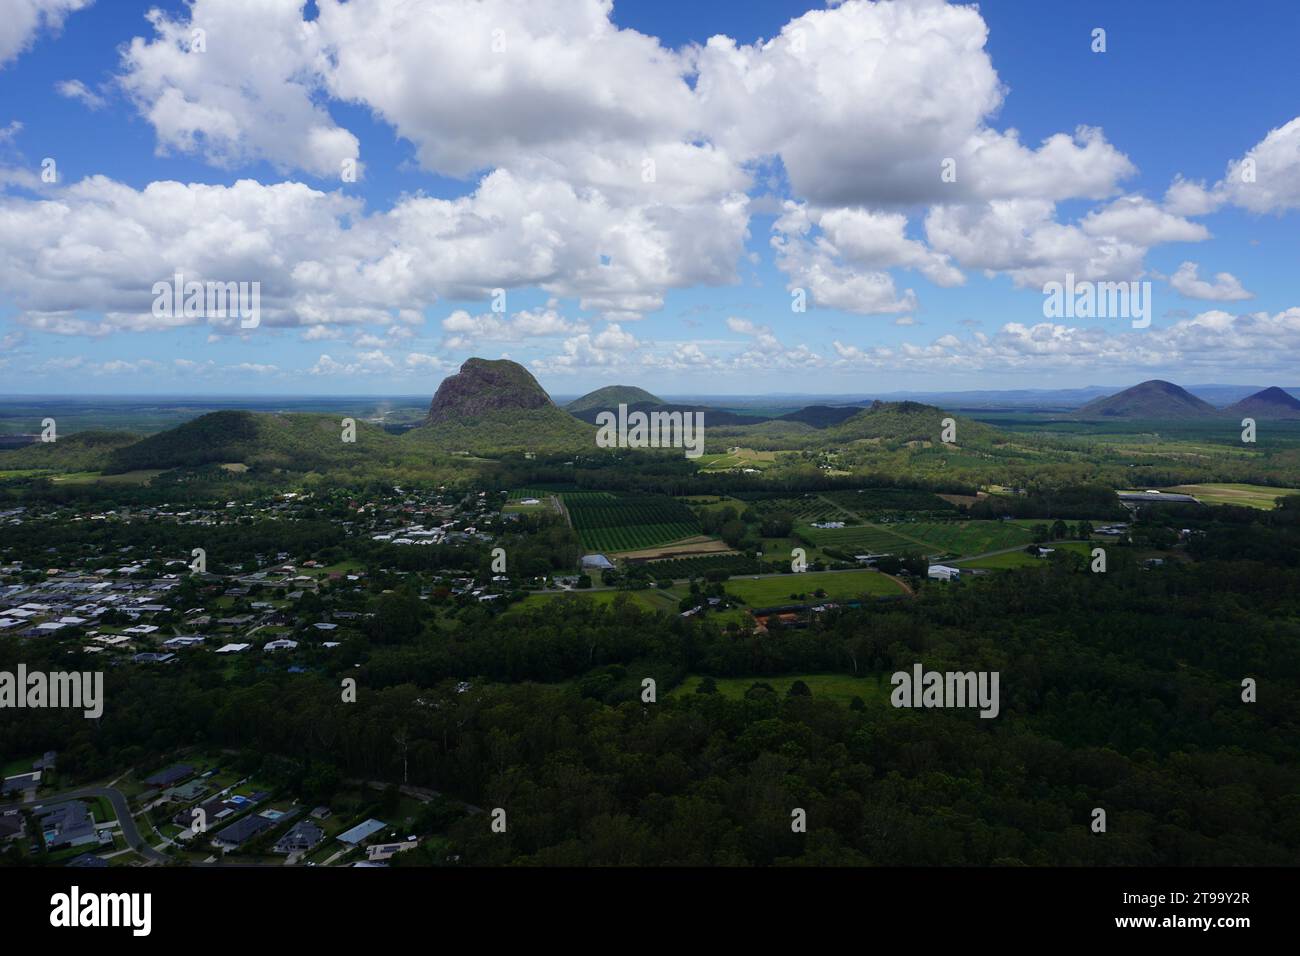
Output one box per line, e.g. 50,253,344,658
724,569,906,606
506,588,682,615
673,673,892,706
956,540,1093,570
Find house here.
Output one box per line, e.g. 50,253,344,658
367,839,418,862
33,751,57,772
927,565,962,582
263,639,298,651
337,818,387,846
162,635,205,649
215,643,251,654
310,806,332,820
66,852,109,868
2,771,41,796
132,652,176,664
37,800,100,849
212,812,276,850
165,780,208,802
0,811,25,842
273,819,324,854
144,763,195,789
580,554,614,571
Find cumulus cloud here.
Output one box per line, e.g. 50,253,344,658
693,1,1132,207
55,78,106,109
831,308,1300,374
1168,261,1253,302
440,306,587,349
1217,117,1300,214
924,196,1207,288
118,0,359,178
0,0,90,69
0,169,748,334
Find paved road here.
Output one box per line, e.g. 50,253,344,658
2,785,169,865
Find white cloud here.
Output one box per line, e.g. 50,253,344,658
440,307,586,349
693,1,1132,207
0,0,90,69
118,0,359,178
1168,261,1253,302
831,308,1300,374
924,196,1206,289
1218,116,1300,214
55,78,106,109
0,170,748,334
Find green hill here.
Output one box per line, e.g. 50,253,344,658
0,430,141,473
103,410,401,472
824,401,1002,446
1222,386,1300,420
1077,380,1216,419
566,385,663,414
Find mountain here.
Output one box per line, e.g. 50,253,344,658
426,358,555,424
825,400,1002,445
778,405,863,428
1076,380,1218,419
568,400,768,427
0,430,141,472
566,385,663,414
104,410,399,472
1222,386,1300,419
411,358,593,452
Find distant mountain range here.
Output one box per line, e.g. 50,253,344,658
4,365,1298,473
1077,380,1300,420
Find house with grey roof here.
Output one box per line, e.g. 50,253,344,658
273,819,324,854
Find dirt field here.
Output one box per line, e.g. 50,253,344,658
613,536,734,561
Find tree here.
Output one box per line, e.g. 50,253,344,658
1051,519,1069,540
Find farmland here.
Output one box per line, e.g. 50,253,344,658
796,523,920,554
1162,483,1300,509
798,519,1035,558
724,569,907,605
563,492,701,553
956,541,1093,570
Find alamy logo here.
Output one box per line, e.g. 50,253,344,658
891,664,1000,719
595,403,705,459
152,271,261,328
0,665,103,718
1042,272,1151,329
50,886,151,936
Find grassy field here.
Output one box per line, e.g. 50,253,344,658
724,569,906,605
672,673,892,706
506,588,683,615
799,519,1033,558
1163,483,1299,509
48,469,165,485
956,540,1093,569
697,447,779,472
902,520,1034,555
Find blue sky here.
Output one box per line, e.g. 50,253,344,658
1,0,1298,396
